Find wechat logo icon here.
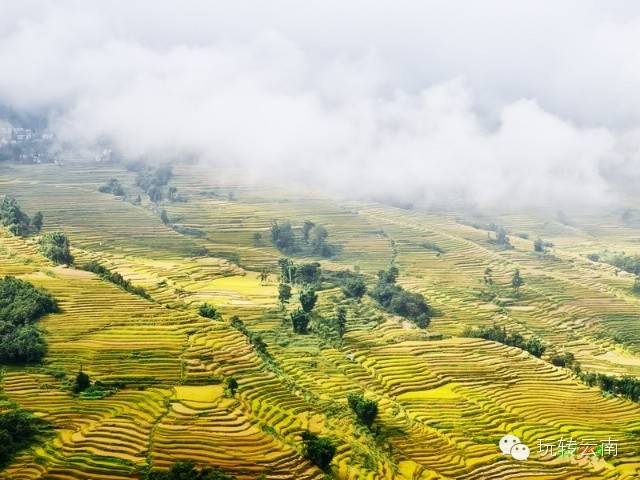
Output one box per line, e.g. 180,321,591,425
499,434,530,461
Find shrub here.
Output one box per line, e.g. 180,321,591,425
550,351,577,369
0,196,40,236
225,377,238,396
291,309,310,334
301,431,336,472
299,288,318,313
511,269,524,293
39,231,73,265
369,267,431,328
335,307,347,338
146,461,236,480
82,261,150,300
271,221,296,253
295,262,322,285
347,392,378,428
0,276,57,364
73,369,91,393
98,178,125,196
198,303,220,320
342,277,367,300
463,324,546,357
31,212,43,232
422,240,445,254
160,209,170,225
278,283,292,305
0,408,49,467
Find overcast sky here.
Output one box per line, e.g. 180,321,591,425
2,1,640,208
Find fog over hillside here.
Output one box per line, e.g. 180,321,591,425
1,1,640,208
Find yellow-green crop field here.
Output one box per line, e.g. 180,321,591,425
1,161,639,479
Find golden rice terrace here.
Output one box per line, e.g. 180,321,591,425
0,161,639,479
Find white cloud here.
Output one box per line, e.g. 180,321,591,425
0,0,638,208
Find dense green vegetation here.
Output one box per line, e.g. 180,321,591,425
369,267,431,328
129,163,174,203
457,218,512,248
290,309,310,334
198,303,221,320
313,306,348,344
550,351,579,370
421,240,445,254
511,269,524,293
0,408,50,467
589,251,640,275
301,431,336,472
578,372,640,402
72,369,91,394
463,324,546,357
39,231,73,265
270,220,333,257
341,276,367,300
231,316,269,357
277,258,323,286
82,260,150,299
278,283,292,306
224,377,238,396
98,178,125,196
147,461,236,480
533,238,553,253
347,392,378,429
0,196,42,236
0,276,57,364
299,288,318,313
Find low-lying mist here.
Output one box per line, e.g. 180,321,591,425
2,1,640,210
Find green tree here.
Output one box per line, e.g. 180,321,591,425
291,309,310,334
483,267,493,285
299,288,318,313
533,238,545,252
99,178,125,196
524,337,546,357
148,185,162,203
0,276,57,364
252,232,262,245
347,392,378,428
278,283,292,306
301,431,336,472
160,209,170,225
73,369,91,393
198,303,220,320
278,257,296,284
342,277,366,300
302,220,315,243
295,262,321,285
250,334,268,355
271,221,296,252
31,212,43,232
633,276,640,295
0,408,49,467
146,461,236,480
494,226,510,246
377,266,399,284
0,196,31,236
39,231,73,265
335,307,347,338
511,269,524,294
310,225,331,256
225,377,238,396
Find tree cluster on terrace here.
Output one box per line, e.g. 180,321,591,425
0,196,43,236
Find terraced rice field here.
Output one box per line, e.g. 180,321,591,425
1,161,640,479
